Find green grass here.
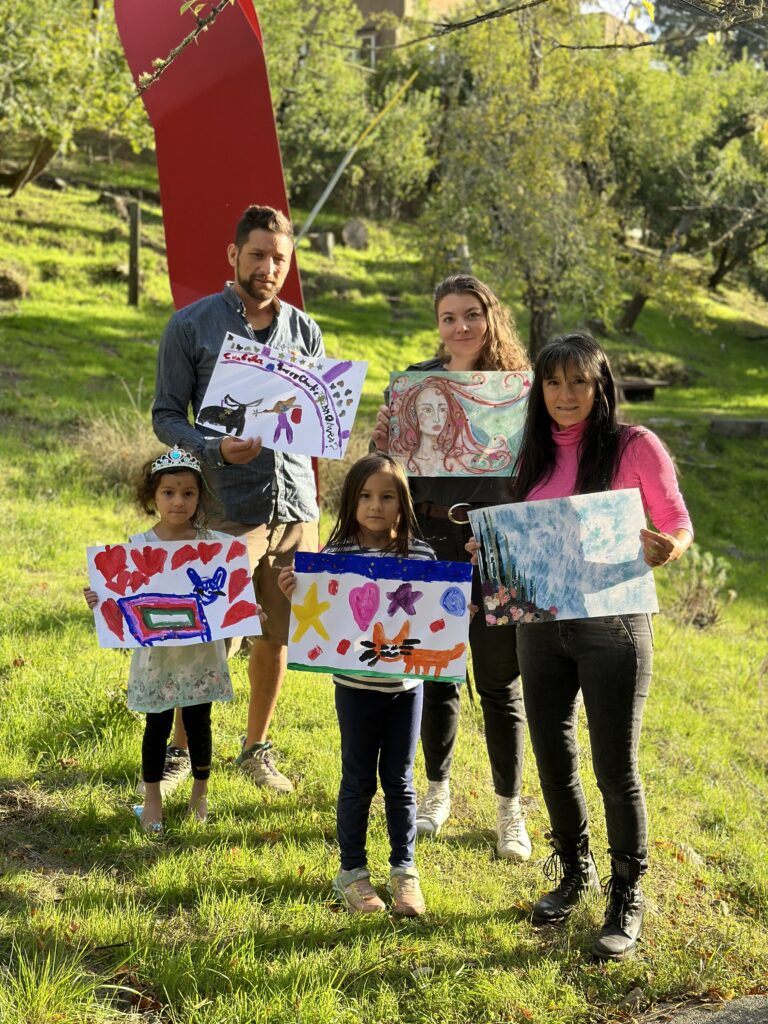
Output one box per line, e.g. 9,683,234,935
0,176,766,1023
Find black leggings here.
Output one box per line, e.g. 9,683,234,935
142,703,212,783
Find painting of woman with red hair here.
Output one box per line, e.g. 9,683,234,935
390,372,531,477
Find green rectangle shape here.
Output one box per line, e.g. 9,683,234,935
142,608,196,629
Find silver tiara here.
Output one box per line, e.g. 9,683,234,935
150,447,201,474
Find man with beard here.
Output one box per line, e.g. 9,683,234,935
152,205,323,794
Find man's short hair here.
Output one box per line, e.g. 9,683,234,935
234,205,294,248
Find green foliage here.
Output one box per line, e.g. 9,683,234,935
1,164,767,1024
0,0,152,188
668,544,737,629
420,5,623,351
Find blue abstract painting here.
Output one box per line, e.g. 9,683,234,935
468,489,658,624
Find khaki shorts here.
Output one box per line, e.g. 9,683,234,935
209,519,319,645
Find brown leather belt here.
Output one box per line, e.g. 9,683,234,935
414,502,483,524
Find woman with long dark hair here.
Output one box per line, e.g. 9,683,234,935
372,274,533,861
506,332,692,959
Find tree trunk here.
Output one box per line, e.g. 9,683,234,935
708,244,741,290
617,291,649,333
2,138,58,197
617,212,693,332
525,281,556,358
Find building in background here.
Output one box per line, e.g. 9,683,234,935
354,0,462,66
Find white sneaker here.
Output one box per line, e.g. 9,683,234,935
496,795,532,861
415,782,450,836
236,740,294,793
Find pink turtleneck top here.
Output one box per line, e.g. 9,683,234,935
526,420,693,536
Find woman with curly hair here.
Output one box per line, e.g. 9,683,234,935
372,274,533,860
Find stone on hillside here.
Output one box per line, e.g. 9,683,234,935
0,266,28,300
308,231,335,258
97,191,130,220
341,218,368,250
710,418,768,438
620,988,644,1012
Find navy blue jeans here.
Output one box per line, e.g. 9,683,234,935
417,514,525,797
517,614,653,869
334,683,423,871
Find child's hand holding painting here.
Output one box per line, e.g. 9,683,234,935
277,565,298,598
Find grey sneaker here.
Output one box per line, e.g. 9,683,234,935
415,782,450,836
333,868,386,913
496,795,532,861
135,746,191,798
236,740,294,793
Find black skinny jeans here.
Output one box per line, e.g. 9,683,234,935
417,514,526,798
142,703,213,783
517,614,653,870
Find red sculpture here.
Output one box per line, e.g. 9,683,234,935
114,0,303,312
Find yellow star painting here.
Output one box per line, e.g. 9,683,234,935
291,582,331,643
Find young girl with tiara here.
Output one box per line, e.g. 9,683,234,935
279,453,435,916
84,448,246,834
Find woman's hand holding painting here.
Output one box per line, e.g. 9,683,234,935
83,587,98,610
371,404,390,453
465,537,480,566
640,528,692,568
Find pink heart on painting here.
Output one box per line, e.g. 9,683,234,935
348,583,380,631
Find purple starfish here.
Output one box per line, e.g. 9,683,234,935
386,582,423,616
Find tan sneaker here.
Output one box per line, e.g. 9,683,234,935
496,795,532,862
236,740,294,793
333,869,386,913
389,868,426,916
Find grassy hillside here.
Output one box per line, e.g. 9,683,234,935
0,173,766,1024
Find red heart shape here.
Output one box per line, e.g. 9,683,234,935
94,545,127,582
131,545,167,578
228,567,252,602
171,544,199,570
221,600,259,629
101,598,124,641
290,407,302,424
198,542,222,565
129,570,149,592
105,570,132,596
226,540,248,562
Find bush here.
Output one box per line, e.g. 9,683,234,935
75,379,161,494
668,544,736,629
613,350,691,385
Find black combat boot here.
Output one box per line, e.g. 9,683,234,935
591,855,645,961
531,834,600,925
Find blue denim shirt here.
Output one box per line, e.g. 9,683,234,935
153,285,323,525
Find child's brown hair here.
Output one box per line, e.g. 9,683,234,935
325,453,420,557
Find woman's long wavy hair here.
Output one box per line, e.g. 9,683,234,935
510,333,632,500
433,274,529,371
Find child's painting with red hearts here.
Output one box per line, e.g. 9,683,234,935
82,448,264,834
